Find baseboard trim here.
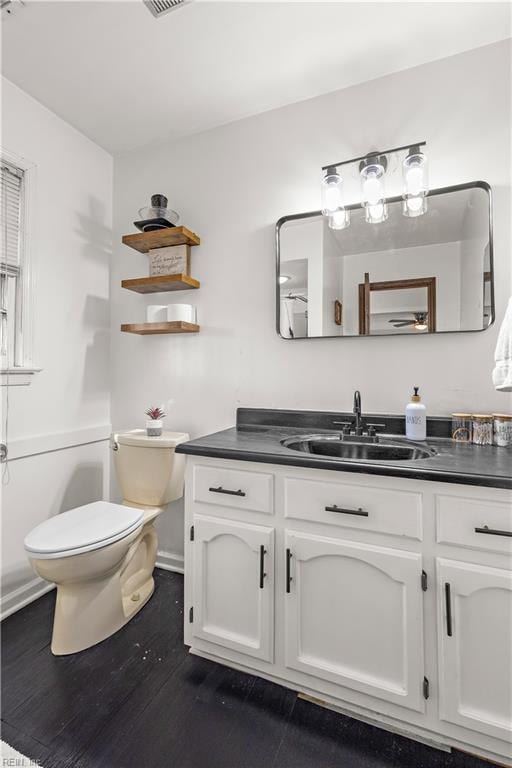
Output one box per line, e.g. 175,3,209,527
1,577,55,621
156,550,184,574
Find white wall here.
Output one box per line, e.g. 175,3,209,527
1,79,113,609
111,40,511,560
323,223,344,337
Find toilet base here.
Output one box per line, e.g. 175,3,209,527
51,576,155,656
47,521,158,656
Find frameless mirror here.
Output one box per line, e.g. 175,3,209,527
276,182,493,339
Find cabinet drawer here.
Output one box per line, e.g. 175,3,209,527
193,464,273,514
436,494,512,555
284,477,422,540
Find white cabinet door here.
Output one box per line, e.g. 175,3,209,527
192,514,274,662
437,558,512,741
284,530,425,711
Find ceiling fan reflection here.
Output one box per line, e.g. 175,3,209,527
388,312,428,330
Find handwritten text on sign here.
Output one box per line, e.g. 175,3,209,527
149,244,190,276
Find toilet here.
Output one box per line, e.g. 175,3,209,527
24,430,189,655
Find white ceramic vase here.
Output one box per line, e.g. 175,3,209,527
146,419,163,436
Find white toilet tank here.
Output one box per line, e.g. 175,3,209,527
113,430,189,507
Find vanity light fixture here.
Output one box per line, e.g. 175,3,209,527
320,141,427,227
321,167,350,230
359,154,388,224
278,275,291,285
403,146,429,217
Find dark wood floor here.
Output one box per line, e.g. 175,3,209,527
1,570,496,768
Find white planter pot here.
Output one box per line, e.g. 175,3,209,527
146,419,163,436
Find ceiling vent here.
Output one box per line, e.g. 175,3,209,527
1,0,25,19
144,0,190,18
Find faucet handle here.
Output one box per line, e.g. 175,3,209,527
367,423,386,437
333,420,352,434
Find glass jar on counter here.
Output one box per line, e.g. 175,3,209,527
451,413,472,442
493,414,512,447
472,415,493,445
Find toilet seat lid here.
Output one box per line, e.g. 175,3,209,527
24,502,144,558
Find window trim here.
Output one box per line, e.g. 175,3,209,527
1,147,38,380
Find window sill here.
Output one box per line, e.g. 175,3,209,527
0,367,42,386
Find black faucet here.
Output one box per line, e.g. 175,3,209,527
353,390,363,435
333,391,385,438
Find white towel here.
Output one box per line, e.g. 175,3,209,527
493,297,512,391
280,298,296,339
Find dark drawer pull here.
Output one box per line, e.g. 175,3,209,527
286,548,292,593
445,582,453,637
475,525,512,538
208,486,246,497
259,545,267,589
325,505,368,517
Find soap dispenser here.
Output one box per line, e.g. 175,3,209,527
405,387,427,440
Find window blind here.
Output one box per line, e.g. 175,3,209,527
1,161,24,270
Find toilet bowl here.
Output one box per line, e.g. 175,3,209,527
24,430,189,655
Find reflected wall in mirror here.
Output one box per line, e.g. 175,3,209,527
276,183,493,339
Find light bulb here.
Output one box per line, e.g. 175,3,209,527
406,166,424,196
363,174,382,205
328,209,350,230
402,150,428,218
279,275,291,285
321,169,343,214
403,196,428,218
324,184,341,212
366,202,385,223
321,167,349,228
360,159,387,224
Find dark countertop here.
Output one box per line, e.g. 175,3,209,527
176,409,512,490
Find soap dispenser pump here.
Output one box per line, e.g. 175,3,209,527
405,387,427,440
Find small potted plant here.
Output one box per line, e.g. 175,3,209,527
145,406,166,437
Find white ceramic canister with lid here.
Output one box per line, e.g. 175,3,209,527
493,414,512,447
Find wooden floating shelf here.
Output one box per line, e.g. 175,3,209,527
122,226,201,253
121,274,200,294
121,321,200,335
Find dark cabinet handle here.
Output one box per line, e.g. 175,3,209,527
445,582,453,637
475,526,512,538
286,548,292,593
325,505,368,517
259,545,267,589
208,486,246,497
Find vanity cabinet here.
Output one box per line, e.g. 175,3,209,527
184,458,512,765
191,515,274,662
437,558,512,742
284,530,425,711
